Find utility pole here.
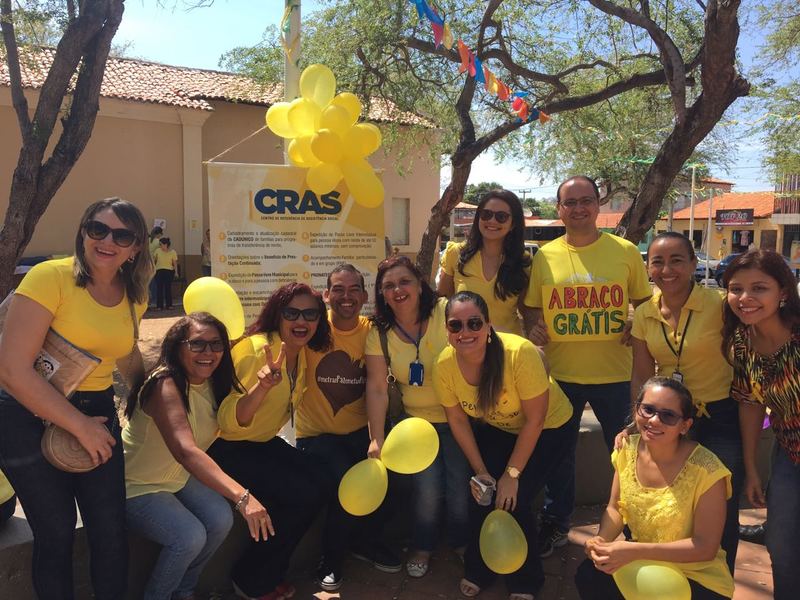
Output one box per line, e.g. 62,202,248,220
283,1,301,163
688,164,696,248
518,188,531,201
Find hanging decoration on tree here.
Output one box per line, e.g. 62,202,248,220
410,0,550,125
265,64,384,208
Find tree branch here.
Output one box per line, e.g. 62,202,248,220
0,0,32,138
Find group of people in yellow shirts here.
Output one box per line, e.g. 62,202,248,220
0,178,799,600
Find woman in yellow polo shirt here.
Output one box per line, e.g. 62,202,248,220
0,198,152,599
576,378,733,599
124,313,270,600
437,189,532,334
630,232,741,572
153,237,178,310
207,283,332,599
434,291,573,599
365,255,470,578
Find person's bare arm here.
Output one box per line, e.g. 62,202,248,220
365,354,390,457
436,272,455,298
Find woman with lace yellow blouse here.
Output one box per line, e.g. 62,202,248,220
434,291,573,600
207,283,332,600
365,255,470,578
576,377,733,600
630,232,741,572
124,313,271,600
437,189,532,335
0,198,152,599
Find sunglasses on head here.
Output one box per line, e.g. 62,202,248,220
182,339,226,353
446,317,485,333
84,220,138,248
636,402,684,426
478,208,511,224
281,307,321,322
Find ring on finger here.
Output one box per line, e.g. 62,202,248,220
271,370,281,377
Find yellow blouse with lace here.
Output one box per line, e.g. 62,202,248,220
612,435,734,598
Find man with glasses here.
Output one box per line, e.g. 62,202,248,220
523,175,651,557
295,264,401,591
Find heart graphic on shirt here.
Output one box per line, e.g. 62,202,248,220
315,350,366,415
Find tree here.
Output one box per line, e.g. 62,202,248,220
225,0,749,277
0,1,124,296
462,181,504,205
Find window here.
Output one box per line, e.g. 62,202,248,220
391,197,410,246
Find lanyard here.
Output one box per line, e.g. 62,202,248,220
286,361,298,427
660,310,693,370
394,321,422,362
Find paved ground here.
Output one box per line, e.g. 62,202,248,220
138,312,774,600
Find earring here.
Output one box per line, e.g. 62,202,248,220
780,299,786,308
127,255,136,263
487,329,492,344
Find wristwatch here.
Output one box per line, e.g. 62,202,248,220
506,466,521,479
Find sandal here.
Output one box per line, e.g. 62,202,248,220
460,578,481,598
406,553,430,578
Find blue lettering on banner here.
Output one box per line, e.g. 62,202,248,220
253,189,342,215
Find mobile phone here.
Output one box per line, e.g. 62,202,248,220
471,475,496,506
409,361,424,386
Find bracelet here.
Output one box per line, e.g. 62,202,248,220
233,489,250,512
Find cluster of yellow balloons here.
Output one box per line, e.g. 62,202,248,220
183,277,246,340
338,418,439,516
479,509,528,574
613,561,691,600
266,64,384,208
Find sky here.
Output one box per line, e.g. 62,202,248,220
116,1,783,198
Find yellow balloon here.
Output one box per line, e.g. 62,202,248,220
265,102,296,139
332,92,362,125
183,277,245,339
479,509,528,574
380,417,438,474
343,123,382,159
306,162,343,195
287,97,322,137
310,129,344,164
613,561,691,600
288,136,320,168
299,64,336,108
320,105,352,137
341,159,384,208
338,458,388,516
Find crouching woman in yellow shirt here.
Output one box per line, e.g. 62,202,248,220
434,291,573,600
207,283,333,600
123,313,271,600
575,377,733,599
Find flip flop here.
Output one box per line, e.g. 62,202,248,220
509,594,534,600
406,558,429,578
460,578,481,598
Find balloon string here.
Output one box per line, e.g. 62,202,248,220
205,126,268,163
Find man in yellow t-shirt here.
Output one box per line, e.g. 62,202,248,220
296,265,401,591
524,176,652,557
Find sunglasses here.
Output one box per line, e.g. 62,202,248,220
84,220,138,248
281,307,321,322
478,208,511,224
446,317,485,333
182,339,226,353
636,402,685,426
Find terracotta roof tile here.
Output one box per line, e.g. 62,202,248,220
670,192,774,220
1,47,433,126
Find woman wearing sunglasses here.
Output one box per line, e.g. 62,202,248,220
434,291,572,600
0,198,152,598
722,250,800,599
208,283,332,600
365,255,471,578
629,232,740,572
437,189,532,335
576,377,733,599
123,313,272,600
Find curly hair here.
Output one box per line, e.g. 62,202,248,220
458,189,531,300
247,282,332,352
125,312,243,419
372,255,437,332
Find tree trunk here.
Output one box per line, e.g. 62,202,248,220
0,1,124,297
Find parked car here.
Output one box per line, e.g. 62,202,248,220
714,253,742,286
694,251,720,282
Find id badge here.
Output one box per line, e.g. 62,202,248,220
671,370,684,383
409,361,424,386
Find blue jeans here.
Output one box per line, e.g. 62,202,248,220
297,426,398,568
689,398,743,573
465,421,572,595
0,387,128,600
540,381,631,530
126,477,233,600
410,421,470,552
766,444,800,600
